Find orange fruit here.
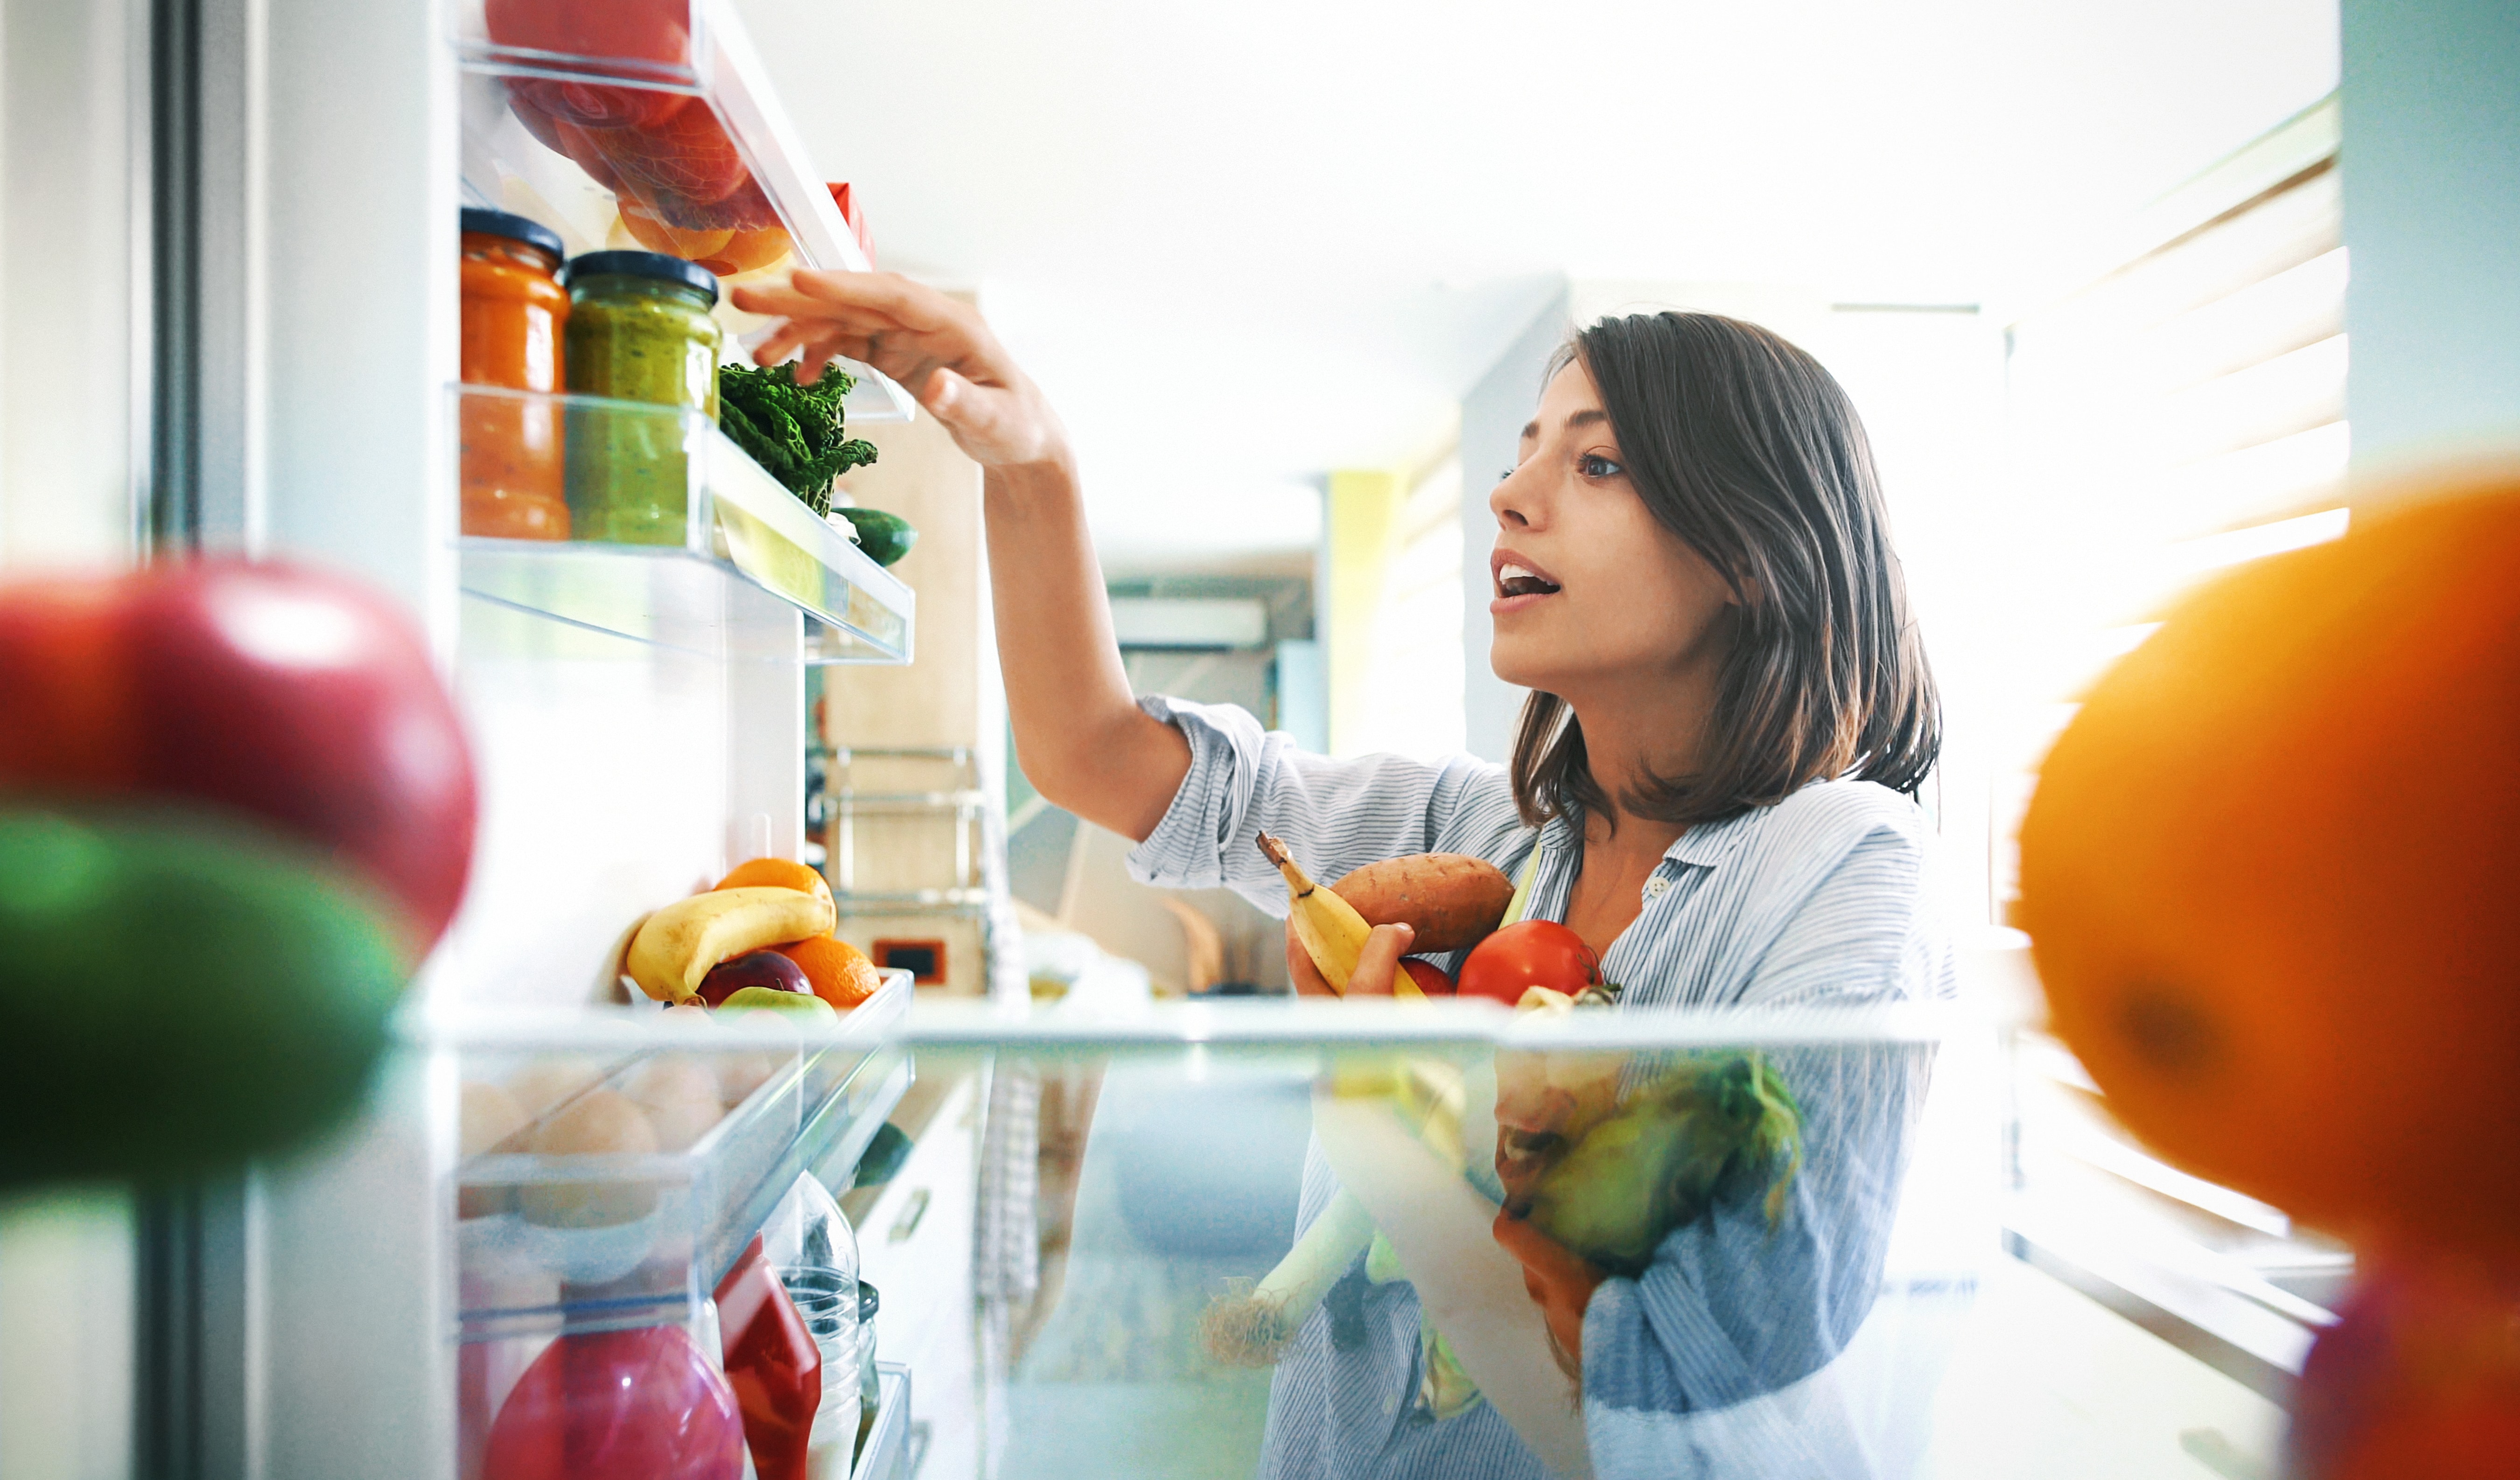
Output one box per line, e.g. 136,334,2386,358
775,934,882,1012
2017,474,2520,1261
614,199,732,261
714,858,832,912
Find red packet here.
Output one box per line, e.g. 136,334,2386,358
713,1235,822,1480
826,182,874,267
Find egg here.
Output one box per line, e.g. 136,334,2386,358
459,1081,531,1157
519,1089,660,1229
622,1055,725,1153
505,1057,606,1120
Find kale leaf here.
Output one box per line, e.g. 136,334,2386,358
717,361,880,517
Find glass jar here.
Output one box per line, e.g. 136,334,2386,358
457,208,570,539
763,1173,861,1479
559,250,722,545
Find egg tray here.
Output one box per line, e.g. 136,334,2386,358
455,971,911,1342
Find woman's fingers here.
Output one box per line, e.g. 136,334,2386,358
786,269,961,332
1287,928,1336,997
731,267,1069,470
1340,923,1416,997
1288,922,1416,998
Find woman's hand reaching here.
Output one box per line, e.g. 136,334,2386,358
728,270,1070,472
1286,922,1416,997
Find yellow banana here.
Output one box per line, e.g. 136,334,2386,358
1258,833,1425,998
625,886,835,1002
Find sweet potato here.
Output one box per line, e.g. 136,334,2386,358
1330,853,1513,953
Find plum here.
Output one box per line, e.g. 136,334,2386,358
696,949,809,1007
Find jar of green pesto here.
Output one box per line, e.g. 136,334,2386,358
560,251,722,545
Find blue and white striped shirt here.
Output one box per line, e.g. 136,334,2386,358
1125,695,1954,1480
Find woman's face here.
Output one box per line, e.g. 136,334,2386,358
1488,359,1738,700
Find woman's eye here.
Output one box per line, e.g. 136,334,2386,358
1578,454,1625,479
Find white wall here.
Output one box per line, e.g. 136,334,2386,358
1457,285,1570,762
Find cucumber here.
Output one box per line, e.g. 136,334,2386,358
834,507,917,567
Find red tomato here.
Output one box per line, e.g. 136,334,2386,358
482,1325,743,1480
1456,921,1598,1006
484,0,689,67
0,560,478,955
509,75,689,135
487,0,693,131
646,176,779,233
1399,958,1454,997
584,104,750,207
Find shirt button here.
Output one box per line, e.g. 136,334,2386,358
1645,875,1672,899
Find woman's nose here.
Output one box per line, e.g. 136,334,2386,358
1491,465,1536,530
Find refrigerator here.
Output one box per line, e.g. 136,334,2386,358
0,3,2330,1478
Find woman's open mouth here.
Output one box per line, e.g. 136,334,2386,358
1491,552,1562,615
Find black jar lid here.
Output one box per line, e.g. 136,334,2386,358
459,207,564,263
560,250,720,306
858,1280,880,1323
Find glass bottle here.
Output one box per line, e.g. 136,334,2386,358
855,1281,882,1459
457,207,570,539
559,250,722,545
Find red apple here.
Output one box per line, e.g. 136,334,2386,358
696,950,810,1007
1400,958,1455,997
0,559,477,954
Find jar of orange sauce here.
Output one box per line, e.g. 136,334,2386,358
459,208,570,539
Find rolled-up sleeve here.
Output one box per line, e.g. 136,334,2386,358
1123,694,1519,918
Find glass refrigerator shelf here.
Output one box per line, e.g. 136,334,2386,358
454,384,915,664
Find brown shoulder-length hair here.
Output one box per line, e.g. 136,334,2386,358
1512,311,1940,830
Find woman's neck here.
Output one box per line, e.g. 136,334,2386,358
1566,700,1695,866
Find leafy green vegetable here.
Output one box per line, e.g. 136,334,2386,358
717,361,879,516
1521,1051,1803,1276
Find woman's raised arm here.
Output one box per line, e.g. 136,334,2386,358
730,271,1190,842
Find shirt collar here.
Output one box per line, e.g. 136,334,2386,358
1668,806,1761,870
1536,803,1757,872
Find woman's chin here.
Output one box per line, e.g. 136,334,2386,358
1488,642,1564,693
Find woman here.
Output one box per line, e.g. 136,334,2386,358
735,274,1951,1478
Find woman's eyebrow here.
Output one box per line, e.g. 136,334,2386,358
1519,409,1611,440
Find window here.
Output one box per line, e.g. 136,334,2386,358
1992,97,2347,924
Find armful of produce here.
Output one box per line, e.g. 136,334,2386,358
1257,831,1511,997
1494,1001,1805,1279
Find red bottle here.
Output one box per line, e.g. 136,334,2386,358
714,1235,821,1480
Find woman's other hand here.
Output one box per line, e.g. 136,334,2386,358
1286,922,1415,997
1492,1209,1605,1376
728,270,1069,471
